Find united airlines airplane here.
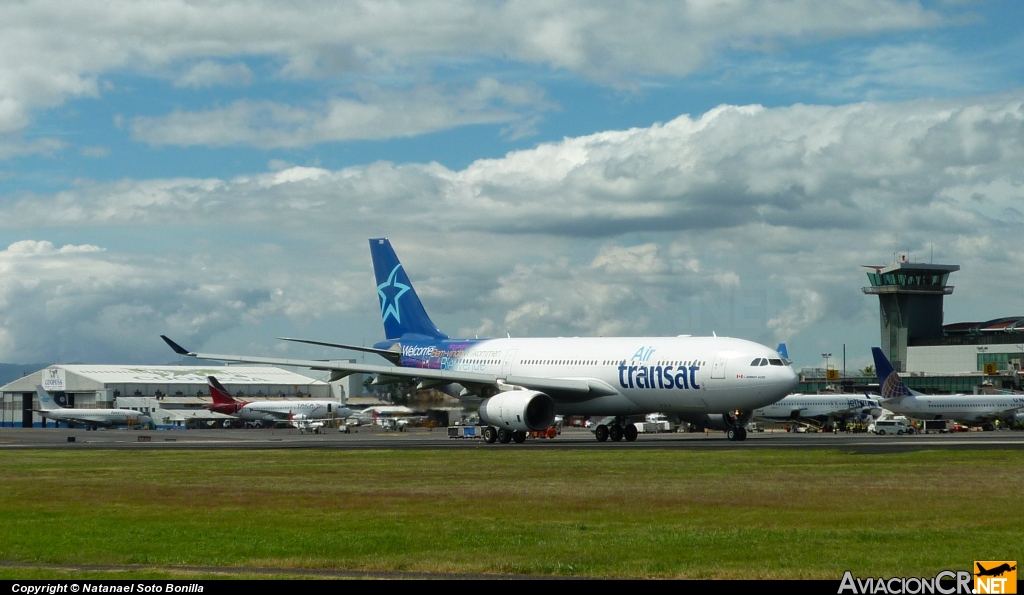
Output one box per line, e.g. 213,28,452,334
872,347,1024,430
161,238,798,443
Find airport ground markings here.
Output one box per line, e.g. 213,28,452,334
0,449,1020,579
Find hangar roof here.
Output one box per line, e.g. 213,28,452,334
52,365,326,385
0,365,327,393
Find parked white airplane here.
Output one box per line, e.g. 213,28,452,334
753,393,881,427
162,238,798,443
872,347,1024,430
205,376,355,425
34,386,152,430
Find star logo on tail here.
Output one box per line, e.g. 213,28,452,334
377,264,410,324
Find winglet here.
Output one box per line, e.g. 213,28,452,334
161,335,193,356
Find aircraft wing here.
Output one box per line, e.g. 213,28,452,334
243,408,296,420
161,336,618,398
239,406,342,421
978,405,1024,422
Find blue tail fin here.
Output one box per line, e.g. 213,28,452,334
35,386,60,411
776,343,789,360
871,347,915,399
369,238,448,340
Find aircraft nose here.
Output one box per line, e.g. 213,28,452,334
779,365,799,392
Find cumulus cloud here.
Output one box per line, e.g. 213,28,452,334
14,95,1021,237
723,41,1005,102
132,79,552,147
474,242,703,338
0,0,947,139
3,94,1024,363
0,136,66,160
174,60,254,88
0,240,363,363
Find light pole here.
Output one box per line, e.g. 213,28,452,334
822,353,832,385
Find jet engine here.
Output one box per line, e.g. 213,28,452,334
479,390,555,432
692,410,753,431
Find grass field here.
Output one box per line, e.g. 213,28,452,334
0,448,1021,578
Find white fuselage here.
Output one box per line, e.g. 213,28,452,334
882,395,1024,425
754,394,881,422
402,335,798,417
235,400,349,422
40,408,152,427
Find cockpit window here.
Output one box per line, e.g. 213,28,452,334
760,359,769,366
768,359,783,366
750,358,763,366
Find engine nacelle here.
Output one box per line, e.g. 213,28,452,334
692,411,753,432
479,390,555,432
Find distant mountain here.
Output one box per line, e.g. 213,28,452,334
0,364,51,387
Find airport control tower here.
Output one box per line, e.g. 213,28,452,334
861,258,959,372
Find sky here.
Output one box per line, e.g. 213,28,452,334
1,0,1022,373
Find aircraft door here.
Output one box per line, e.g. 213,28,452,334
502,349,517,377
711,351,729,379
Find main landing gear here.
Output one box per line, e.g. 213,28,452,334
594,418,638,442
726,426,748,441
483,426,527,444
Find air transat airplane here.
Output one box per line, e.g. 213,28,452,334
205,376,354,425
162,238,798,443
33,386,153,430
872,347,1024,430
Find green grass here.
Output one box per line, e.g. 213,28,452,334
0,449,1020,578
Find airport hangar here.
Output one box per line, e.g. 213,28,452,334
801,258,1024,394
0,365,363,428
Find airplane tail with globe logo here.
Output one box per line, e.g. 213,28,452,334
871,347,919,400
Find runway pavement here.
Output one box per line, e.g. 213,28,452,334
1,425,1023,453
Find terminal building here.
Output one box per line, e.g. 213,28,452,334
0,364,363,428
861,257,1024,375
802,257,1023,395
